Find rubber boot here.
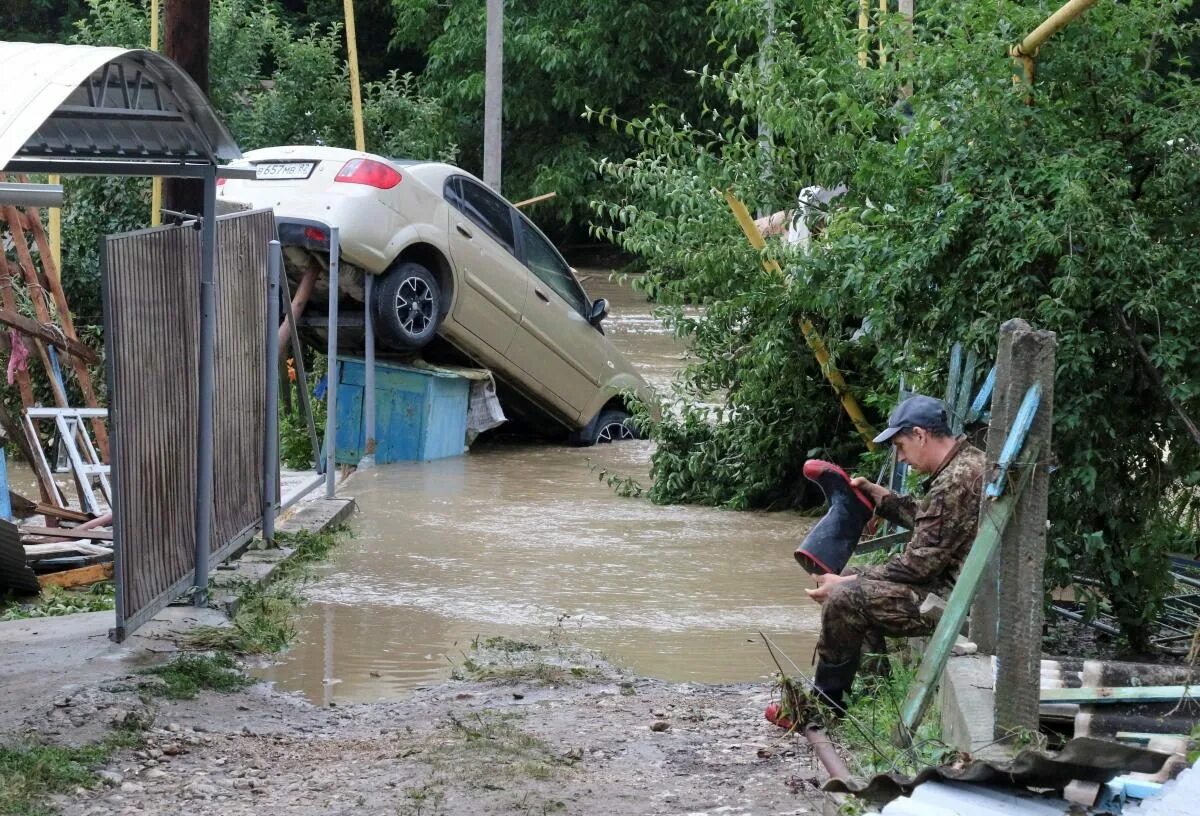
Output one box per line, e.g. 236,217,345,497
813,656,860,715
794,460,875,575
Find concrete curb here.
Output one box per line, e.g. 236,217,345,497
209,497,356,617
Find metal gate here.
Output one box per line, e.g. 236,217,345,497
104,210,274,639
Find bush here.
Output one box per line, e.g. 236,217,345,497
594,0,1200,647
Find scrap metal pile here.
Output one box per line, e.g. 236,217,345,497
0,180,113,596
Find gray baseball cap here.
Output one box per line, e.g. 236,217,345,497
873,395,952,444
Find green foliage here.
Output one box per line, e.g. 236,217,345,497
0,728,139,816
388,0,719,228
0,583,115,621
594,0,1200,645
139,652,249,699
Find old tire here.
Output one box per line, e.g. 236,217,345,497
372,261,442,351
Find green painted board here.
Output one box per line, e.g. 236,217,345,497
1041,686,1198,704
894,442,1041,745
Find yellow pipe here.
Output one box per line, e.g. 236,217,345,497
878,0,887,67
1010,0,1096,97
858,0,870,68
1016,0,1098,58
343,0,367,151
725,191,880,452
48,175,61,272
150,0,161,226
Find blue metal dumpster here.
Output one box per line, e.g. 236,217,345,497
334,357,470,464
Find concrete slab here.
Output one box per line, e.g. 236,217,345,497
939,653,1008,760
276,497,355,535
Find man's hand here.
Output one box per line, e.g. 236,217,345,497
805,572,858,605
850,476,891,506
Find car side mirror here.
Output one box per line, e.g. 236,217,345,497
589,298,609,326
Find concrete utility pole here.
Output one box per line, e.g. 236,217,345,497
969,318,1056,740
483,0,503,192
164,0,210,215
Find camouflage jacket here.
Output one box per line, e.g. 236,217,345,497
848,438,986,596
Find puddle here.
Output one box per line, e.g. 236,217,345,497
257,272,822,704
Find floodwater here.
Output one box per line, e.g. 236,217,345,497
258,272,822,704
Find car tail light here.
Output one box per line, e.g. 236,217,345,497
304,226,328,243
334,158,402,189
216,177,226,187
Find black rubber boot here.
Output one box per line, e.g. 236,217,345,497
795,460,875,575
813,657,860,715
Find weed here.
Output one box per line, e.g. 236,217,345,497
452,656,599,686
189,527,347,654
830,651,957,779
0,728,140,816
399,781,446,816
426,711,568,784
139,652,250,700
475,635,540,653
0,584,115,621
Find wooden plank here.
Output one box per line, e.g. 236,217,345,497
21,193,111,460
21,526,113,541
894,440,1041,745
24,541,111,557
37,562,113,588
33,502,91,523
513,191,557,208
1041,686,1198,705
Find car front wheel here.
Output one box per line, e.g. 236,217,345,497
372,261,442,351
577,408,640,446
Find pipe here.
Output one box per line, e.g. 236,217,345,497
324,228,340,500
804,724,851,781
343,0,366,151
263,241,281,544
277,266,317,352
1016,0,1099,58
362,271,376,465
193,169,218,605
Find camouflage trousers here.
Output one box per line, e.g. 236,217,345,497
816,578,935,668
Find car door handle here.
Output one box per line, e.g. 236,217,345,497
534,289,550,303
456,222,473,239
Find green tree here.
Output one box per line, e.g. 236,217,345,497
596,0,1200,647
388,0,719,229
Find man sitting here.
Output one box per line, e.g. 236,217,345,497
804,395,985,712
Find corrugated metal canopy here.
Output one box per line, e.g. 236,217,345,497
0,41,240,173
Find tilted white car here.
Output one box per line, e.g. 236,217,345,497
218,145,651,444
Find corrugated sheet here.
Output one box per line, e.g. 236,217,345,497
881,780,1072,815
210,210,272,560
0,519,38,595
104,223,201,628
0,41,239,170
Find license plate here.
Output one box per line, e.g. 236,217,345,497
255,162,314,180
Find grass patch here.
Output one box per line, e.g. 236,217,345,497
0,728,140,816
829,651,956,778
451,658,599,685
0,584,115,621
139,652,250,700
189,527,347,654
430,711,569,784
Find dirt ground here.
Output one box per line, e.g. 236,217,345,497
14,639,830,816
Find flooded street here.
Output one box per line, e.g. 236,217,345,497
259,273,821,704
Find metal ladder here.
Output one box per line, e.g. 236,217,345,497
25,407,111,515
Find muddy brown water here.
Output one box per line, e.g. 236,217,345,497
257,272,822,704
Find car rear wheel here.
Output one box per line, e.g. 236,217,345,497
372,261,442,351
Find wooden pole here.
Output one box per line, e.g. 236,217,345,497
150,0,162,226
969,318,1056,743
483,0,503,192
163,0,209,215
878,0,888,66
858,0,870,68
343,0,366,151
899,0,914,97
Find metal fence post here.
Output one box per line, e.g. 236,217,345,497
970,318,1056,741
263,240,281,543
324,227,340,499
194,168,218,605
362,272,376,468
